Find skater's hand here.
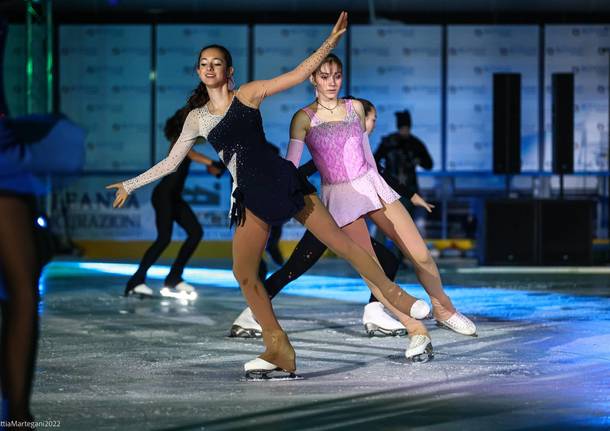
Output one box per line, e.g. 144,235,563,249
207,161,226,178
411,193,435,213
327,11,348,47
106,182,129,208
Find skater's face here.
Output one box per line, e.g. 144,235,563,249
365,107,377,134
197,47,234,89
311,62,342,100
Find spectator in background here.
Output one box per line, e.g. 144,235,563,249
374,110,433,212
374,109,433,244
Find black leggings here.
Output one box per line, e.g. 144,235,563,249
127,190,203,289
264,229,399,303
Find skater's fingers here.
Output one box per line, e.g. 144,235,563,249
105,182,121,190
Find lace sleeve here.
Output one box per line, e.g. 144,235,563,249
286,138,305,168
122,109,200,194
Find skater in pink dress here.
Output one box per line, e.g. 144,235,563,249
285,54,477,360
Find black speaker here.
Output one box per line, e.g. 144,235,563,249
484,200,536,265
539,200,593,265
552,73,574,174
493,73,521,174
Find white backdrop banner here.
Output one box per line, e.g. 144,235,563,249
51,173,232,241
544,25,609,172
59,25,152,171
447,25,540,171
350,25,442,170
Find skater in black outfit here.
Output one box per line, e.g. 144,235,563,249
124,107,224,298
108,13,430,379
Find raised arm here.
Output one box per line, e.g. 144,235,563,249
106,109,200,208
237,12,348,108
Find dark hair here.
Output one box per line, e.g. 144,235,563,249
395,110,412,128
164,106,190,149
186,44,234,111
344,95,375,117
313,53,343,75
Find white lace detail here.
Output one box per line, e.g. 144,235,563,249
122,107,226,195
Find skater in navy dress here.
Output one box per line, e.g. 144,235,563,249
107,12,430,379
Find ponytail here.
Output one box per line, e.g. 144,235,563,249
186,82,210,111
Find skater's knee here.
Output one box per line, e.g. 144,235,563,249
232,266,257,288
191,225,203,241
155,234,172,249
412,248,433,268
326,237,352,260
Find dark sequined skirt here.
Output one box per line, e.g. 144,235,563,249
230,163,316,228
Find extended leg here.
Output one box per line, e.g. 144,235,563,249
295,194,429,319
233,209,296,377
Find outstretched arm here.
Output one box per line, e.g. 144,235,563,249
237,12,348,108
106,109,200,208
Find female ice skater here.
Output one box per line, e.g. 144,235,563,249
107,12,431,380
230,98,435,347
124,107,224,299
231,54,476,361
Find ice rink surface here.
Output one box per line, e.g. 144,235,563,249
30,260,610,430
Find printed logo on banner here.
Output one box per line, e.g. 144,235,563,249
158,84,193,94
158,46,196,56
111,123,149,133
499,47,537,56
351,85,390,94
183,27,223,37
546,47,585,56
402,47,439,57
449,47,487,57
111,85,149,95
61,85,100,95
85,65,124,75
401,85,439,95
280,28,320,38
571,27,610,37
85,28,125,37
474,27,513,38
111,47,149,56
376,65,414,76
448,85,487,95
572,65,607,76
376,28,415,38
60,47,98,56
352,47,390,57
256,47,293,56
85,103,123,113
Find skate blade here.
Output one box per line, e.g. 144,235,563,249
160,287,197,301
435,321,478,337
124,290,156,299
243,369,303,381
364,323,407,338
407,344,434,363
229,325,262,338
